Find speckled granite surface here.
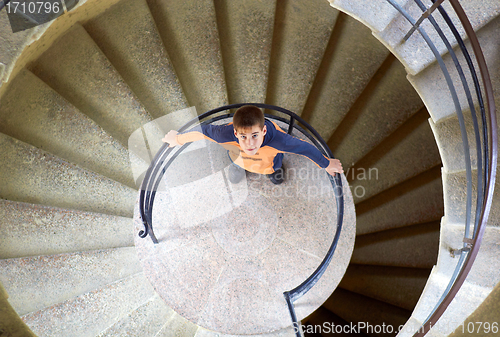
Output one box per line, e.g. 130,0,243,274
133,119,356,334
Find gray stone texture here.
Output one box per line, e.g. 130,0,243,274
408,13,500,123
339,264,431,311
443,169,500,228
450,281,500,337
435,223,500,289
324,288,410,337
195,326,296,337
331,59,424,166
377,0,500,75
0,200,133,259
0,248,142,316
214,0,276,104
30,23,153,147
0,68,135,188
21,273,155,337
305,14,390,141
96,295,174,337
351,221,440,269
349,110,441,204
265,0,339,114
0,9,40,84
328,0,406,33
156,312,199,337
406,269,492,336
0,133,136,218
430,110,483,174
356,168,443,235
84,0,188,119
144,0,228,114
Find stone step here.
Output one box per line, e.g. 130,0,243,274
376,0,455,76
97,295,175,337
21,272,155,337
0,291,37,337
30,23,152,147
144,0,227,114
194,326,296,337
434,222,500,290
265,0,339,114
430,110,483,174
397,223,500,336
407,12,500,123
0,132,136,218
328,0,405,34
400,268,492,337
0,199,133,259
330,0,500,76
350,221,440,269
213,0,276,104
327,56,424,167
339,264,431,311
84,0,188,120
376,0,500,76
348,108,441,204
324,288,411,337
395,316,426,337
304,307,370,337
0,247,141,316
448,282,500,337
442,169,500,227
155,311,199,337
303,13,390,140
355,165,443,235
0,10,33,86
0,68,135,188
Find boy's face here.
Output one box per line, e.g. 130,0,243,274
234,124,267,156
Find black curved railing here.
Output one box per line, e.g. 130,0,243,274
138,103,344,335
385,0,497,336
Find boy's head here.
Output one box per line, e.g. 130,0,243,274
233,105,267,156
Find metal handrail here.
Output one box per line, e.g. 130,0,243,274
385,0,497,336
430,0,488,240
138,103,344,335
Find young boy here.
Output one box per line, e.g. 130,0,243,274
162,105,343,184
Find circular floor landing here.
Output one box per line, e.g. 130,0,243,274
134,131,356,335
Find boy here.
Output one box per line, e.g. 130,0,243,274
162,105,343,184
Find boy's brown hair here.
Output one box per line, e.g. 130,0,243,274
233,105,265,132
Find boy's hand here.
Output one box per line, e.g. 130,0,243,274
325,158,343,176
162,130,180,147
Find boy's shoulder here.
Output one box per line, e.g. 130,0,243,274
262,119,289,145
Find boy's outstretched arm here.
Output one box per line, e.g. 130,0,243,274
162,130,180,147
276,130,344,177
161,124,233,148
325,158,344,176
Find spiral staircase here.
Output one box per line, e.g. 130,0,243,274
0,0,498,336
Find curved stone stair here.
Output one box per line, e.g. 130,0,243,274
0,0,499,336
